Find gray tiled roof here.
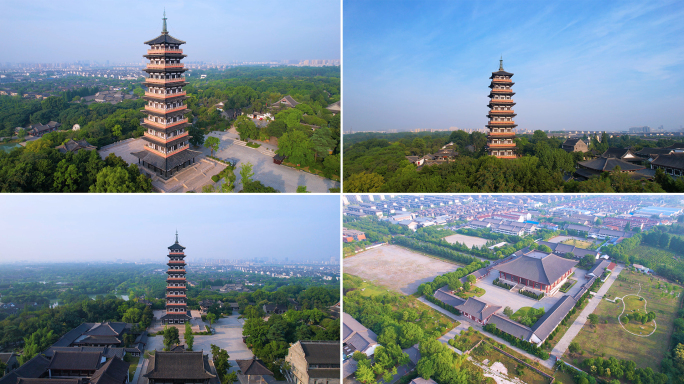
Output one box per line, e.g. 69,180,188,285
651,154,684,170
235,358,273,376
578,157,644,172
0,355,50,384
144,34,186,45
455,297,501,321
48,351,102,371
433,287,466,308
493,252,577,285
601,148,632,158
299,341,340,365
51,323,93,347
488,313,533,340
531,295,576,342
90,356,130,384
587,260,611,277
144,352,215,380
346,333,370,353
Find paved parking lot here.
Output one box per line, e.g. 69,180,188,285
207,131,339,193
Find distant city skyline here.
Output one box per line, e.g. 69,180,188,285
0,195,340,263
344,0,684,132
0,0,340,64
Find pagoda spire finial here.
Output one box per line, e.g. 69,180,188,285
162,9,168,34
499,55,504,71
175,229,178,243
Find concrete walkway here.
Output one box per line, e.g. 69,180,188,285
135,357,149,384
418,297,556,369
130,355,144,384
550,264,623,358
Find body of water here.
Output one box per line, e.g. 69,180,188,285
50,294,129,308
0,143,21,153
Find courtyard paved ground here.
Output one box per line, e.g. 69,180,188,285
205,131,338,193
97,138,226,192
550,264,623,359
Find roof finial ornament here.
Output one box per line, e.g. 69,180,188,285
162,9,168,34
175,229,178,243
499,55,504,71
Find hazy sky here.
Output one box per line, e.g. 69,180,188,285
0,0,340,63
0,195,340,263
344,0,684,132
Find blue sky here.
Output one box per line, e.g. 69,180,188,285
0,195,340,263
343,0,684,132
0,0,340,63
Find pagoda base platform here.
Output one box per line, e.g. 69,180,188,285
160,312,192,324
132,148,202,180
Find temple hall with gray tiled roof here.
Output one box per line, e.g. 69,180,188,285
493,251,578,296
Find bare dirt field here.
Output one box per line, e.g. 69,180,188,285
443,234,489,248
343,245,460,294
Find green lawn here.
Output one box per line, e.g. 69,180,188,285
457,286,486,299
563,270,681,370
510,307,545,327
450,328,486,351
561,239,594,249
124,354,139,381
621,296,656,335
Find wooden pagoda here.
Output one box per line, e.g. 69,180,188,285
486,58,518,158
132,11,200,179
160,231,191,324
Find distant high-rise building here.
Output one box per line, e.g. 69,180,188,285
132,11,200,179
486,58,517,158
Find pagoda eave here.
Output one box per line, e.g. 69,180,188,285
488,101,516,107
143,67,188,74
142,81,189,88
486,124,518,128
489,92,516,97
141,108,189,118
143,94,188,103
486,113,517,118
143,53,187,59
140,122,191,132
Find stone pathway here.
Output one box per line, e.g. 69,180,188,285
550,264,623,358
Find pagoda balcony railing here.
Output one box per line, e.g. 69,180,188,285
490,99,514,103
145,91,187,99
147,49,183,54
489,121,516,125
491,89,513,92
143,118,188,129
145,131,189,144
166,294,186,298
489,132,516,136
167,269,186,273
489,110,515,114
145,144,188,158
492,79,512,83
169,252,184,255
166,302,187,306
145,105,187,114
146,64,185,69
167,277,186,281
168,260,185,264
488,143,516,147
145,77,186,84
166,286,186,290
